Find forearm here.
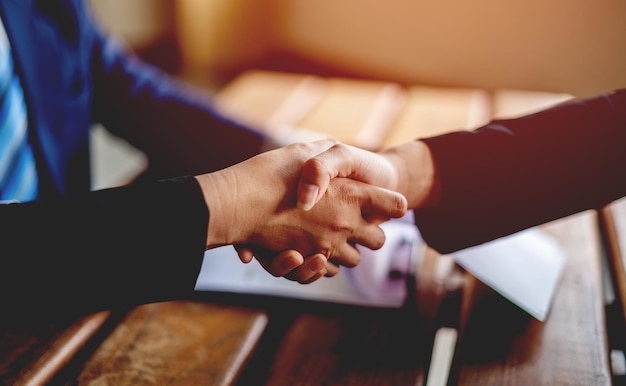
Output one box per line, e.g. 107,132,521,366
0,176,208,320
413,89,626,253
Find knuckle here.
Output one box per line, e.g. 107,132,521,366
331,219,353,234
329,180,359,205
288,141,307,152
307,157,329,176
330,142,348,154
326,139,341,147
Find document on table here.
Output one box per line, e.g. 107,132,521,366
452,227,566,321
196,220,566,320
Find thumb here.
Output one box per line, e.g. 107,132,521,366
297,144,398,211
297,157,332,211
297,144,369,210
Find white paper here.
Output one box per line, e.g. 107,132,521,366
452,227,566,321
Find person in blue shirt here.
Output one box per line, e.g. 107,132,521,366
0,0,407,319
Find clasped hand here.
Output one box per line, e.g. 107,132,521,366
195,139,407,283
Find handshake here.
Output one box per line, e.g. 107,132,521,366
195,138,435,284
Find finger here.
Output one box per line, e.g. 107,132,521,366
271,250,304,276
274,250,306,275
331,243,362,267
297,157,333,211
362,212,394,225
284,253,328,283
350,223,388,251
297,253,328,282
234,245,254,264
299,270,326,284
256,250,305,277
297,144,357,211
324,260,341,277
359,184,408,219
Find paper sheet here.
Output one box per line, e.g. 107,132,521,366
453,227,566,321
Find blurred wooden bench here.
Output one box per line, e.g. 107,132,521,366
1,70,614,385
598,197,626,379
213,70,573,150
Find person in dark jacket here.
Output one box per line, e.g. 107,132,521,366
295,88,626,253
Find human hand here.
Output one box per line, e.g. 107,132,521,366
234,173,401,284
296,141,439,212
195,139,408,282
237,140,438,283
234,142,401,283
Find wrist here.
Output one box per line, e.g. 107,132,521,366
195,171,240,249
382,140,440,209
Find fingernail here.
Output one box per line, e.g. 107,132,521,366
308,257,326,273
297,184,319,211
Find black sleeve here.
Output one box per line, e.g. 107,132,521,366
413,88,626,254
0,176,209,321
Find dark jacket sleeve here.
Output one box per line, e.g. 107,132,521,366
87,8,271,179
0,176,209,321
414,88,626,254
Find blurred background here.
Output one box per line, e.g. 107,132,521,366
87,0,626,188
89,0,626,96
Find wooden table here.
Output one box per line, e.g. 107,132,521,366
0,71,616,385
598,197,626,381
